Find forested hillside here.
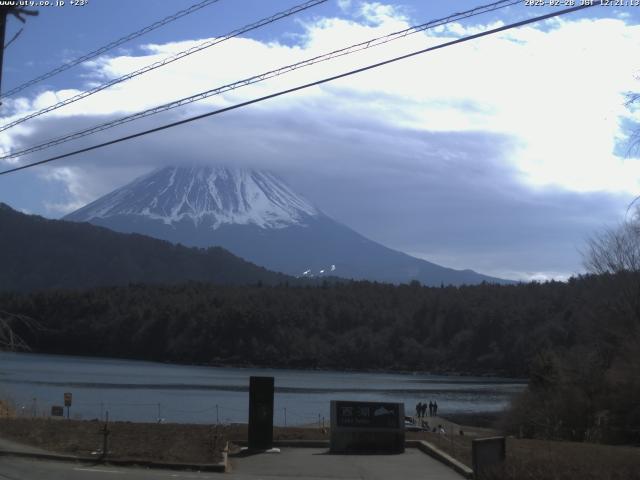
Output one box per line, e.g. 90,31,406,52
0,203,293,290
0,275,625,376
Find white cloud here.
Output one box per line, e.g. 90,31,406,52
40,167,92,214
358,2,407,25
4,12,638,190
41,166,92,197
43,200,86,215
6,9,634,198
337,0,352,13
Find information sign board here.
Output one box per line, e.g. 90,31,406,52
330,400,404,453
335,401,401,429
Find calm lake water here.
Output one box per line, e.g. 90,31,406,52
0,352,526,425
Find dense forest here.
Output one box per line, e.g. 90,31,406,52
0,275,628,375
2,272,639,442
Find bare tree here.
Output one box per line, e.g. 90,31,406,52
584,214,640,274
626,92,640,157
0,311,36,351
583,215,640,366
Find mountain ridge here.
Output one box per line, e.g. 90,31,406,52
0,202,297,292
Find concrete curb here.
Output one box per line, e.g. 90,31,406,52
274,440,330,448
221,441,229,472
0,450,96,464
0,447,229,473
406,440,474,479
235,440,330,448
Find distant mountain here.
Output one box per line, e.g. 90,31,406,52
66,166,512,286
0,203,293,292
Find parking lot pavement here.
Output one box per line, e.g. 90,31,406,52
0,447,465,480
228,447,466,480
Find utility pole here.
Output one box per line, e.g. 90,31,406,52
0,7,8,95
101,410,110,460
0,6,38,102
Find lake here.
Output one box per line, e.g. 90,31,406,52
0,352,526,425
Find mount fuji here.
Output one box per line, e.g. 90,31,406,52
65,166,511,286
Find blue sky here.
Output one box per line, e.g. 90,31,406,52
1,0,639,281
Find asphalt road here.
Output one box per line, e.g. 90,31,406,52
0,457,218,480
0,448,465,480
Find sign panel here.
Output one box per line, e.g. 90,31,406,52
248,376,274,450
64,392,72,407
330,400,405,454
51,405,64,417
335,401,401,429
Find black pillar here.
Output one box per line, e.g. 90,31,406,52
248,376,274,450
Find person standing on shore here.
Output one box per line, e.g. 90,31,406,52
416,402,422,419
434,400,438,417
428,401,433,417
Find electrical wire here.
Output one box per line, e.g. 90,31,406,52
0,0,520,162
0,3,598,177
1,0,223,99
0,0,328,133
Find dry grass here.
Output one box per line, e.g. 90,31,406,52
0,418,226,463
0,418,330,463
403,414,640,480
491,439,640,480
407,430,640,480
0,399,15,418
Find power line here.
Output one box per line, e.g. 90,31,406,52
0,0,520,162
0,0,328,133
0,3,598,177
1,0,223,99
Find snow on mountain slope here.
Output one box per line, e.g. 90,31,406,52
66,166,318,229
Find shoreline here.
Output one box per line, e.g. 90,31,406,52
1,350,529,382
440,411,504,429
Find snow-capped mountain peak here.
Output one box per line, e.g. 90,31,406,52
66,166,319,229
65,165,513,286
